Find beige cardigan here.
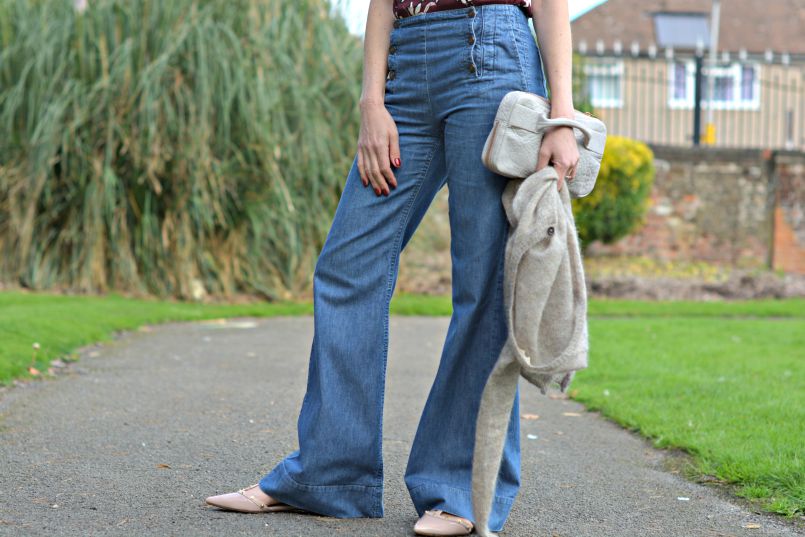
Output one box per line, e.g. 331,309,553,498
471,165,589,537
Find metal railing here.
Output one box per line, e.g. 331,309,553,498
575,52,805,150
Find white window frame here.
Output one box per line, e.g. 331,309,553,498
667,59,761,110
668,59,695,109
583,59,624,108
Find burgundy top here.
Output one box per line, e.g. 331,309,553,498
393,0,533,20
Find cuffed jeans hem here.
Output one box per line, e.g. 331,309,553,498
258,460,384,518
407,481,517,533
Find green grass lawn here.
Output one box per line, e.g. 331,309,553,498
1,291,803,517
573,312,804,518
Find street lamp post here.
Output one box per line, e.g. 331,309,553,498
702,0,721,145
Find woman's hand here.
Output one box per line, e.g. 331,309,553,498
535,124,579,192
357,99,401,197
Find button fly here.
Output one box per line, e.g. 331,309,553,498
389,45,397,54
468,35,475,45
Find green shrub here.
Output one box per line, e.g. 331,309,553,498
570,52,594,115
0,0,362,300
571,135,655,249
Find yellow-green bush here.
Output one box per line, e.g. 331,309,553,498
571,135,655,249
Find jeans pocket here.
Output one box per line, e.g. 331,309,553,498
476,7,532,86
480,7,541,94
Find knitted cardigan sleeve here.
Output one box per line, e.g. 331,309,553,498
471,165,589,537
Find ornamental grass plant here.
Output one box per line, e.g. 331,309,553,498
0,0,362,299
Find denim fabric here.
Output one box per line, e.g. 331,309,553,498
259,5,547,533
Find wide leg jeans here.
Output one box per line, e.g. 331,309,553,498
259,5,548,532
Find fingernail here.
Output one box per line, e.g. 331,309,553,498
374,187,380,195
393,157,401,167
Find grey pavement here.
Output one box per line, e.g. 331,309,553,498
0,316,801,537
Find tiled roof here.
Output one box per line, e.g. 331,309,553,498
569,0,805,55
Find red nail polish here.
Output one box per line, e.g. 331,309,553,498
394,157,401,167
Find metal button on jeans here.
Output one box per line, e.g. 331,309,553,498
468,34,475,45
468,63,476,73
387,69,396,80
547,226,555,236
467,8,476,17
389,45,397,54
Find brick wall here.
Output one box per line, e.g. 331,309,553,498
584,146,805,274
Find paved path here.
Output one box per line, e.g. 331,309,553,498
0,317,801,537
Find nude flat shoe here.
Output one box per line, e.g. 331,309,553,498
205,483,303,513
414,509,474,536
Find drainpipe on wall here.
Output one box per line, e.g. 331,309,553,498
763,149,777,270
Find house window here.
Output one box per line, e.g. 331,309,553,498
668,60,695,109
702,62,759,109
668,59,760,110
583,60,623,108
713,72,734,101
673,61,688,100
740,65,755,101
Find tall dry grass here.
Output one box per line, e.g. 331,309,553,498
0,0,363,299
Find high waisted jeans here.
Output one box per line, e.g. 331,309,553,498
259,5,547,532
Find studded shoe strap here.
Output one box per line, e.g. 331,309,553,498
237,484,270,510
426,509,474,531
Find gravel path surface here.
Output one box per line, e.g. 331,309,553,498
0,316,801,537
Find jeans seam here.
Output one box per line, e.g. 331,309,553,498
377,138,440,496
481,201,507,396
477,6,498,82
408,480,516,504
424,26,435,120
488,8,497,80
506,7,528,92
387,36,396,94
492,205,508,379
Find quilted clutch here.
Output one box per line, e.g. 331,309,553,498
481,90,607,198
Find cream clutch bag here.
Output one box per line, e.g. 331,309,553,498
481,90,607,198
